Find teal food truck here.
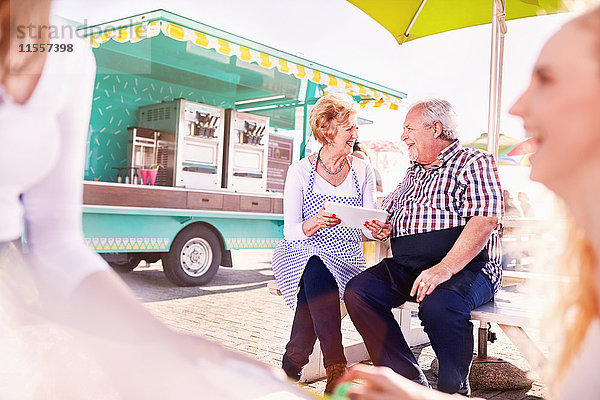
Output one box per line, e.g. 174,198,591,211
79,9,406,286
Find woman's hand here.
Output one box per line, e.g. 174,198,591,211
364,219,392,240
336,364,444,400
302,206,341,237
315,207,341,230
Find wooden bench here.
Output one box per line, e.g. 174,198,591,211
397,285,545,371
267,280,546,382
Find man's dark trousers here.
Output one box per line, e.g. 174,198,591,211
344,258,494,394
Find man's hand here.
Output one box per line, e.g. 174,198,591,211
409,216,499,302
410,263,454,302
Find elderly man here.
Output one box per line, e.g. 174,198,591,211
344,99,504,395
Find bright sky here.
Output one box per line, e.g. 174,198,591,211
53,0,577,143
52,0,583,206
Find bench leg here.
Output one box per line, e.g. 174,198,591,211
392,308,429,347
464,321,534,390
476,322,547,372
498,324,547,371
299,340,325,383
477,321,489,359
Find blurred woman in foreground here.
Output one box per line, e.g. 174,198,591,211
338,5,600,400
0,1,310,398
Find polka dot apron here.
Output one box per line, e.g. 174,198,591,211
272,156,367,309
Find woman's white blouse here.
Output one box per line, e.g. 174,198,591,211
0,16,108,295
283,156,377,240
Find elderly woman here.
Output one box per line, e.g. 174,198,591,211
271,93,377,392
336,5,600,400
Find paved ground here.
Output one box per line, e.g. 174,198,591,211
119,249,547,399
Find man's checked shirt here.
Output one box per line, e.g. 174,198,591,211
382,140,504,293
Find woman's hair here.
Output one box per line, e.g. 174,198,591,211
0,0,51,82
549,5,600,390
0,0,9,69
408,98,459,141
309,93,358,145
548,219,598,388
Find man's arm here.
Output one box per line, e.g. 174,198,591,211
410,216,499,302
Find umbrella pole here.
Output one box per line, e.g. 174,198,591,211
495,31,506,154
486,0,507,158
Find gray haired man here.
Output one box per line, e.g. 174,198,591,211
346,99,504,395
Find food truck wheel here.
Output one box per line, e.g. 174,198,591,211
162,225,221,286
101,253,143,273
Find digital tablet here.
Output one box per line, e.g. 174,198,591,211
323,201,388,231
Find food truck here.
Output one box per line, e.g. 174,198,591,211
79,9,406,286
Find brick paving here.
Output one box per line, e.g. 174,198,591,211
120,249,546,399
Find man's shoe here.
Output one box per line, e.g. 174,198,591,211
324,363,347,394
282,366,302,382
284,369,302,383
456,382,471,397
412,374,430,389
281,357,302,382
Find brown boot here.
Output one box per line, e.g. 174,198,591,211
324,363,347,394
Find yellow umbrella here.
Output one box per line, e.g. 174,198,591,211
346,0,570,157
346,1,567,44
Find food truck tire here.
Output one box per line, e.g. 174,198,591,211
101,253,143,273
162,225,221,286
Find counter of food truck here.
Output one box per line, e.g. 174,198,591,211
83,181,283,214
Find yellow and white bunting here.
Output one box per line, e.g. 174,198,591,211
87,20,403,109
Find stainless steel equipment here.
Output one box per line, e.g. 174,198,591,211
126,127,175,186
138,99,225,189
222,110,269,193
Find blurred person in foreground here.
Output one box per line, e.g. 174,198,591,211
271,93,378,393
337,5,600,400
0,1,310,398
345,99,504,396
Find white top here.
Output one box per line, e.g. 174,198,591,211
283,155,377,240
0,16,108,295
559,318,600,399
